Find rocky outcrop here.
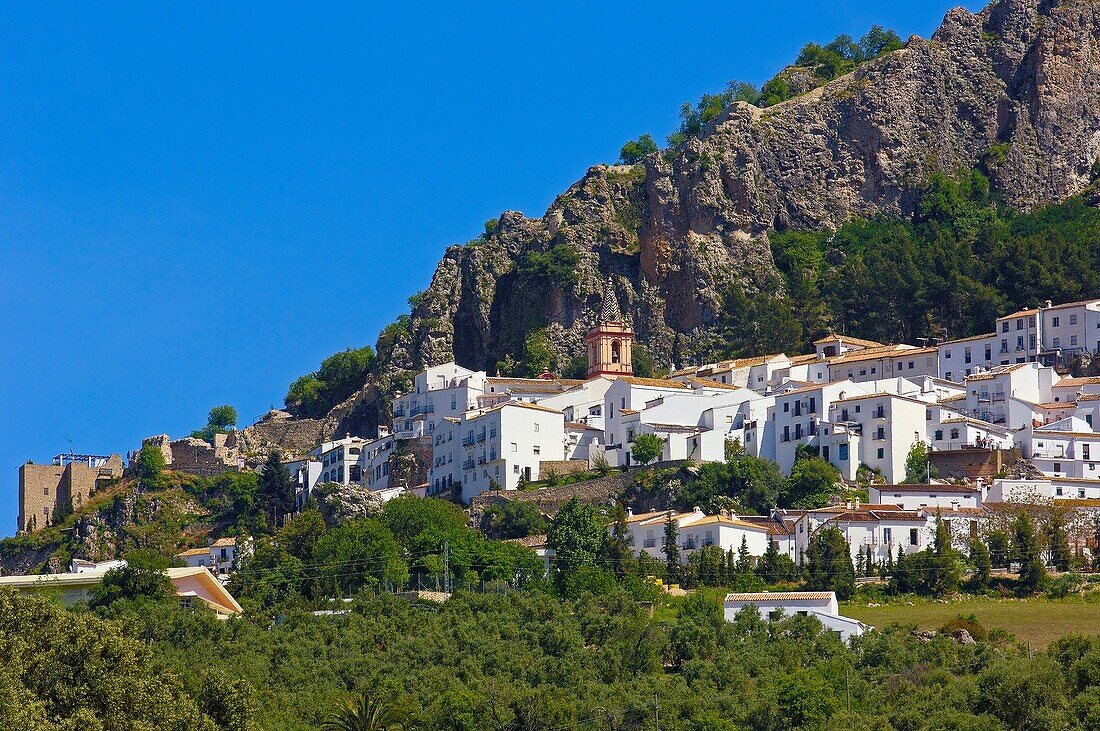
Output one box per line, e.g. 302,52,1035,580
313,482,385,526
370,0,1100,382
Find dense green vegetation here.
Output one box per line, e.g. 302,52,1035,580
660,26,903,147
285,346,376,418
766,171,1100,351
191,404,239,443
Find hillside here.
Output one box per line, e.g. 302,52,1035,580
284,0,1100,439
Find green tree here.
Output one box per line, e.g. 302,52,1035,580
192,404,239,442
547,497,605,579
321,692,410,731
630,433,665,466
631,343,657,379
662,513,681,583
618,133,658,164
1013,512,1046,595
521,329,554,377
258,450,295,529
134,443,167,482
90,551,174,609
805,527,855,599
1047,508,1073,572
969,536,991,591
312,518,406,596
785,456,839,509
903,440,937,483
929,510,959,596
479,500,548,540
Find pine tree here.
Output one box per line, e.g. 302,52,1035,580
968,536,991,591
805,527,855,599
662,514,680,584
1047,510,1072,572
1013,512,1046,594
758,539,781,583
259,450,295,529
929,510,959,596
736,535,753,575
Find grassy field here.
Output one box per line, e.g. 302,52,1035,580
842,595,1100,648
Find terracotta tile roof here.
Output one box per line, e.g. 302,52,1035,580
1077,393,1100,402
504,534,549,548
939,332,996,345
1056,376,1100,387
624,510,674,524
939,394,967,403
1042,298,1100,310
687,514,771,530
687,377,744,391
565,422,601,430
813,334,884,348
177,547,210,557
967,364,1030,381
736,516,793,535
619,408,639,415
999,308,1039,319
486,377,581,393
725,591,834,601
210,537,237,547
1053,499,1100,508
618,376,690,389
1032,429,1100,438
873,483,980,494
1035,402,1074,409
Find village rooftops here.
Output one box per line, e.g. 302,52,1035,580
1056,376,1100,388
999,308,1040,319
826,345,935,366
686,377,744,391
939,332,997,345
485,377,584,393
618,376,691,389
812,334,884,349
875,483,981,493
966,363,1032,380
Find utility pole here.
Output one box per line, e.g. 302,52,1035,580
443,541,451,594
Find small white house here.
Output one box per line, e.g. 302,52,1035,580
723,591,870,642
869,483,983,511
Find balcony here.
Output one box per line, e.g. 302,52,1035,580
643,538,656,549
462,458,475,470
461,434,477,447
393,429,416,440
410,404,435,417
873,409,886,419
392,407,406,417
477,431,486,443
477,456,486,465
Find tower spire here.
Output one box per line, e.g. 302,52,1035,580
598,276,623,323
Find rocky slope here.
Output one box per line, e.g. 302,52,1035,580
374,0,1100,382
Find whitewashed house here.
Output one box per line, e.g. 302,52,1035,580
427,401,566,503
868,483,983,511
391,363,487,440
723,591,870,641
621,508,774,561
1021,416,1100,479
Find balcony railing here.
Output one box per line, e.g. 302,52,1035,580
392,407,406,417
411,404,435,417
642,539,656,549
462,458,475,470
477,432,486,442
393,429,416,440
461,435,476,447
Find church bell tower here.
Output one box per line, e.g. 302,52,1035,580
585,277,634,378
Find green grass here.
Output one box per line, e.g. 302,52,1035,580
842,594,1100,648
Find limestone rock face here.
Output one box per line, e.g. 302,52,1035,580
370,0,1100,382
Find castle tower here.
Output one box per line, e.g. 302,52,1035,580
585,277,634,378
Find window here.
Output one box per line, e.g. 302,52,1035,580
838,444,849,461
1054,462,1062,473
1016,319,1023,330
1002,321,1009,333
909,529,918,546
783,402,790,413
855,404,861,413
533,446,540,455
877,448,884,459
511,443,518,452
43,486,49,496
964,347,971,364
783,426,790,443
1016,336,1024,351
934,429,943,440
611,340,621,364
533,423,539,432
950,428,959,440
883,528,892,544
1054,337,1061,348
945,349,952,359
513,465,519,474
1071,335,1078,346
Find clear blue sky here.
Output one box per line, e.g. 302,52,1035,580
0,1,980,536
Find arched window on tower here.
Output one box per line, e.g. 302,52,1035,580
611,340,621,364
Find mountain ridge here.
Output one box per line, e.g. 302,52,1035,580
315,0,1100,437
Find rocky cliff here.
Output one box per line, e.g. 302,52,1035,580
371,0,1100,384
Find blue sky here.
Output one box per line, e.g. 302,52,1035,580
0,1,980,536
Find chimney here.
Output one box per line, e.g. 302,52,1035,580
626,507,633,517
854,497,860,510
693,506,702,513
